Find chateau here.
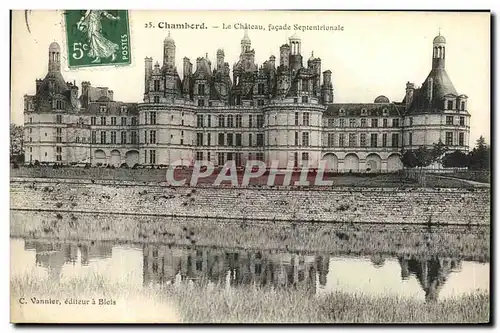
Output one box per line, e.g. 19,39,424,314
23,31,471,172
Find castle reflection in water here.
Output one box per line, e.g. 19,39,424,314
24,240,463,302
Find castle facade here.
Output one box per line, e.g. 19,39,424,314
23,31,471,172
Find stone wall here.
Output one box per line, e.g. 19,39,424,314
10,178,490,225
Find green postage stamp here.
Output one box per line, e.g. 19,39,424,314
64,10,131,68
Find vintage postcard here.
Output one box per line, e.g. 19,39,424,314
9,10,491,324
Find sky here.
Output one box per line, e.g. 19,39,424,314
10,10,490,144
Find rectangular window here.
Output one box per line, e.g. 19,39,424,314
339,134,345,147
248,133,253,147
409,117,413,126
150,112,157,125
349,119,356,127
360,133,366,146
56,115,62,124
198,84,205,95
121,117,127,126
196,152,204,161
149,150,156,164
302,152,309,161
392,118,399,127
446,116,454,125
197,115,204,128
328,118,335,127
257,115,264,128
218,133,224,146
303,113,310,126
447,100,453,110
248,115,253,128
235,153,242,167
294,152,298,167
227,133,233,146
217,153,224,166
111,131,116,144
256,133,264,146
382,133,387,147
196,133,203,146
371,118,378,128
339,119,345,127
56,128,62,143
101,116,106,125
150,130,156,144
445,132,453,146
257,100,264,106
302,96,308,103
91,117,96,125
198,99,204,106
207,152,211,162
218,115,225,127
295,132,299,146
460,116,465,126
154,80,160,91
154,96,160,103
409,132,413,146
121,131,127,144
348,133,356,147
131,131,137,144
391,133,399,147
144,130,147,144
302,132,309,146
236,114,242,128
361,118,367,127
207,133,211,146
100,131,106,144
91,131,96,143
236,133,242,147
207,115,212,127
461,101,465,111
227,115,234,128
256,152,264,162
111,117,116,126
328,133,335,147
383,118,388,128
370,133,378,147
459,132,465,146
56,147,62,161
258,83,265,95
295,112,299,126
131,117,137,126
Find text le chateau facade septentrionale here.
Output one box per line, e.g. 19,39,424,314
23,31,470,172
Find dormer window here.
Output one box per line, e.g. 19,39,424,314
361,108,367,116
120,105,128,114
460,101,466,111
382,108,388,116
339,108,345,116
447,100,454,110
99,105,107,113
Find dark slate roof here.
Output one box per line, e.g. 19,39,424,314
407,67,458,113
324,103,403,117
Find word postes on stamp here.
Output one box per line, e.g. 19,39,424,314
64,10,131,68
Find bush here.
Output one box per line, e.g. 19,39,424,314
33,160,40,167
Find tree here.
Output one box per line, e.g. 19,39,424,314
401,150,418,168
414,146,433,168
442,150,469,168
468,136,490,170
10,123,24,163
431,139,448,165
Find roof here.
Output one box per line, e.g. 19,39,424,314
433,35,446,44
407,67,458,113
324,103,403,117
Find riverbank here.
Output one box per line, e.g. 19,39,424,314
10,273,490,323
10,211,490,261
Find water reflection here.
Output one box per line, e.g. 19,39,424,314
399,256,462,302
143,245,329,293
13,238,489,302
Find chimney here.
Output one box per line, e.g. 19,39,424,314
405,82,415,108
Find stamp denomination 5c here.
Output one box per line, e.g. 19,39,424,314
64,10,131,68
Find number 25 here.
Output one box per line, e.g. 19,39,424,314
72,42,88,60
